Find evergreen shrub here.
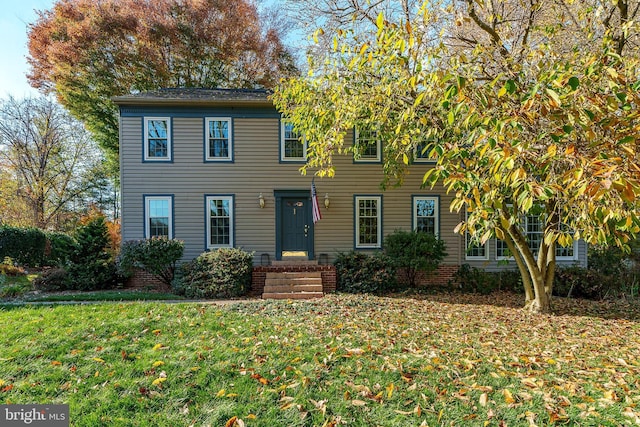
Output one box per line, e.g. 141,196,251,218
176,248,253,298
334,251,396,293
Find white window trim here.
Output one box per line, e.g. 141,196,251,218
354,127,382,162
144,196,173,239
205,117,232,161
143,117,171,161
280,120,307,161
413,196,440,237
495,214,579,261
355,196,382,249
413,141,436,163
464,212,489,261
206,195,234,249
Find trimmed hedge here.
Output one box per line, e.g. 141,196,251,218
334,251,397,294
0,226,47,267
118,238,185,286
384,229,447,287
0,226,75,267
176,248,253,299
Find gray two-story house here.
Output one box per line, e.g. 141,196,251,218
114,88,586,296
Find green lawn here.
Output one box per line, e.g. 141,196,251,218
0,292,639,426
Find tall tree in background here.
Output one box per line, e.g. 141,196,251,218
274,0,640,313
0,96,101,230
27,0,298,176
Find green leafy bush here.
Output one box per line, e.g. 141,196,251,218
45,232,76,266
334,251,396,294
118,238,184,286
384,230,447,287
453,264,499,294
553,266,611,300
66,216,119,291
0,226,47,266
176,248,253,298
33,268,69,292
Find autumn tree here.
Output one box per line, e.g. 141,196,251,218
27,0,298,175
274,0,640,313
0,96,102,230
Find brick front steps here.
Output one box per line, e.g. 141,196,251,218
251,260,337,300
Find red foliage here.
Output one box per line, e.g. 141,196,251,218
28,0,296,93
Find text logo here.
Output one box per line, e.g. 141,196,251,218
1,405,69,426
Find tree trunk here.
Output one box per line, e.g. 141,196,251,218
506,224,553,314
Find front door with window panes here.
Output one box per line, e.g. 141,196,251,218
281,197,310,256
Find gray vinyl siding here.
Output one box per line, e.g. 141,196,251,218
120,112,587,268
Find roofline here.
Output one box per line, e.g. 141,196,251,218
112,96,274,107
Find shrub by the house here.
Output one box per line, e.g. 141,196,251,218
176,248,253,298
118,238,184,286
65,216,118,290
334,251,396,294
384,229,447,287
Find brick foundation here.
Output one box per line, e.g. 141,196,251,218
395,264,459,288
252,265,337,296
125,268,171,292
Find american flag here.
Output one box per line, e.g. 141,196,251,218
311,179,322,223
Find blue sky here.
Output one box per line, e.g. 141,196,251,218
0,0,54,98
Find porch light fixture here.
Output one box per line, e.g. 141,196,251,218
258,193,265,209
324,193,330,209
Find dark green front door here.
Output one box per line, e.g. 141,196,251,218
275,191,314,259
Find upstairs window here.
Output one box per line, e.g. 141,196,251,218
281,121,306,161
354,127,381,162
205,118,232,161
144,117,171,161
414,140,436,163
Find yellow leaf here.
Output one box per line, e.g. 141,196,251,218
93,358,105,363
247,414,257,420
0,379,5,387
51,361,62,366
152,377,167,386
503,389,515,404
152,344,164,351
216,389,226,398
152,361,165,367
386,383,395,398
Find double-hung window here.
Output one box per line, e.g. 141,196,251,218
414,140,436,163
355,196,382,249
354,127,381,162
144,117,171,161
464,212,488,260
496,214,577,260
205,118,232,161
206,195,234,249
144,196,173,239
280,121,306,161
413,196,439,236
